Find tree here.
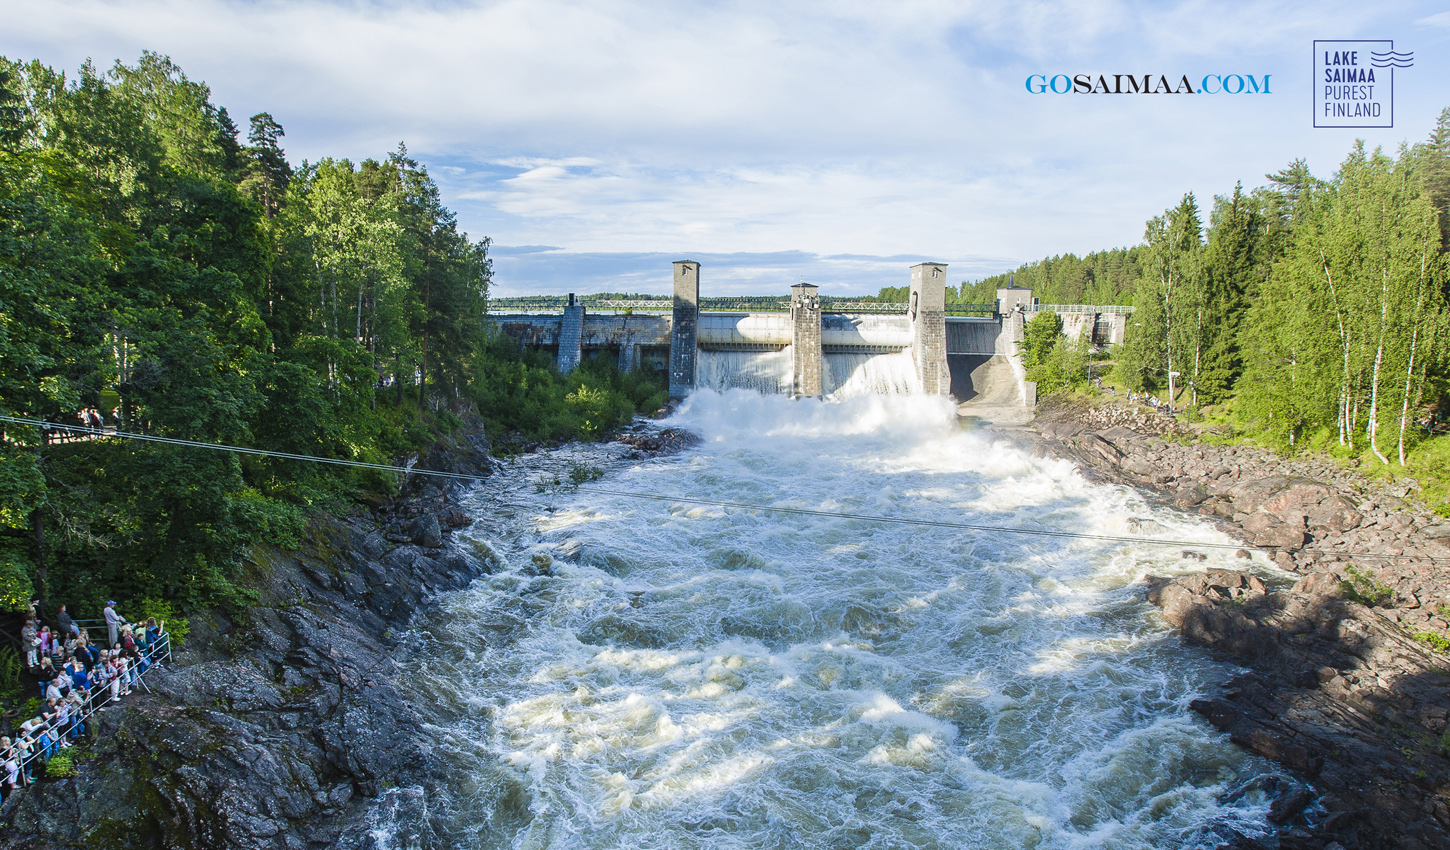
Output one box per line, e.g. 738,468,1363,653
242,112,290,218
1197,184,1262,403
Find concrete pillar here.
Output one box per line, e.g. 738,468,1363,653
1108,312,1128,345
557,293,585,374
616,315,637,372
909,263,949,395
669,261,699,399
790,282,822,397
617,341,637,373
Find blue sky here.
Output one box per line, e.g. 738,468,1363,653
4,0,1449,296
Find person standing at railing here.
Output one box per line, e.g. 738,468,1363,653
66,657,90,697
104,601,123,648
1,739,20,800
64,692,86,742
51,699,72,750
104,652,123,702
75,632,101,673
31,657,57,696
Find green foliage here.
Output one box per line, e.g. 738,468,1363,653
0,544,34,611
1020,312,1093,396
569,463,604,486
1021,311,1063,370
0,646,22,700
0,52,512,616
44,749,76,778
18,696,40,721
471,341,665,448
136,597,188,646
1338,564,1395,607
975,247,1145,306
1415,631,1450,653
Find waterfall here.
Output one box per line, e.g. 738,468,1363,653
697,348,794,395
698,348,923,398
823,351,921,399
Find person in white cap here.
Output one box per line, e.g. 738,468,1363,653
104,601,123,648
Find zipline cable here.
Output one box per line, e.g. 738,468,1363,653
3,413,1437,565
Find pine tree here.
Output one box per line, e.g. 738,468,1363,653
243,112,290,218
1197,184,1261,403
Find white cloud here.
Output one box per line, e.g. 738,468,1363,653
3,0,1446,295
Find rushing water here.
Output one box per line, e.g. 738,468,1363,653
698,349,922,399
407,391,1278,849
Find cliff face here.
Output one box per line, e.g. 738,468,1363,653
0,426,496,849
1028,399,1450,850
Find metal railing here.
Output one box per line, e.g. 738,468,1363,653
5,626,173,789
488,297,672,314
487,297,1001,316
944,304,999,316
1031,304,1135,314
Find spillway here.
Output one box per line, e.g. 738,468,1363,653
401,391,1279,848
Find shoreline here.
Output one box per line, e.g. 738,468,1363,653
1004,397,1450,850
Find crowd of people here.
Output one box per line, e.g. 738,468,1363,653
3,599,170,799
1125,389,1174,413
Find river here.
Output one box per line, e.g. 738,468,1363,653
403,390,1278,849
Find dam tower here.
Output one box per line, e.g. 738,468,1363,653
790,282,823,397
669,261,700,400
909,262,949,395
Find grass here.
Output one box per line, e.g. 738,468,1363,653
1415,632,1450,653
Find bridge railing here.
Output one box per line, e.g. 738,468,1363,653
1031,304,1135,314
944,304,998,316
487,297,1000,316
489,298,672,314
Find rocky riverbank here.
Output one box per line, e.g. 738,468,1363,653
1027,397,1450,850
0,421,500,849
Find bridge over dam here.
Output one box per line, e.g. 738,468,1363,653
491,261,1130,417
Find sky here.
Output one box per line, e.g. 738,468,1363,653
4,0,1449,297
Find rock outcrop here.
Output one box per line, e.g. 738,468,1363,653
0,429,495,849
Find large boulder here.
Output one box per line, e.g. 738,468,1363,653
1242,511,1306,550
1228,475,1327,515
407,513,443,548
1303,495,1362,533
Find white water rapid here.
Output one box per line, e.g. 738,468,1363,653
408,391,1280,849
697,349,922,399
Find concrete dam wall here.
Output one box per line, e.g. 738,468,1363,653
490,262,1124,411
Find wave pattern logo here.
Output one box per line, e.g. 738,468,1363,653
1314,40,1407,128
1370,50,1414,69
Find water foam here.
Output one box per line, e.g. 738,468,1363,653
410,390,1277,848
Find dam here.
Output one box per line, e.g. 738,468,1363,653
490,261,1130,416
396,265,1284,850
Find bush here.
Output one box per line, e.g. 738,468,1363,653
44,750,76,778
1338,565,1395,607
136,598,189,647
0,647,21,701
1415,632,1450,653
470,336,666,446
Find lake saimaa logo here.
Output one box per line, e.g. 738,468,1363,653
1313,40,1412,128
